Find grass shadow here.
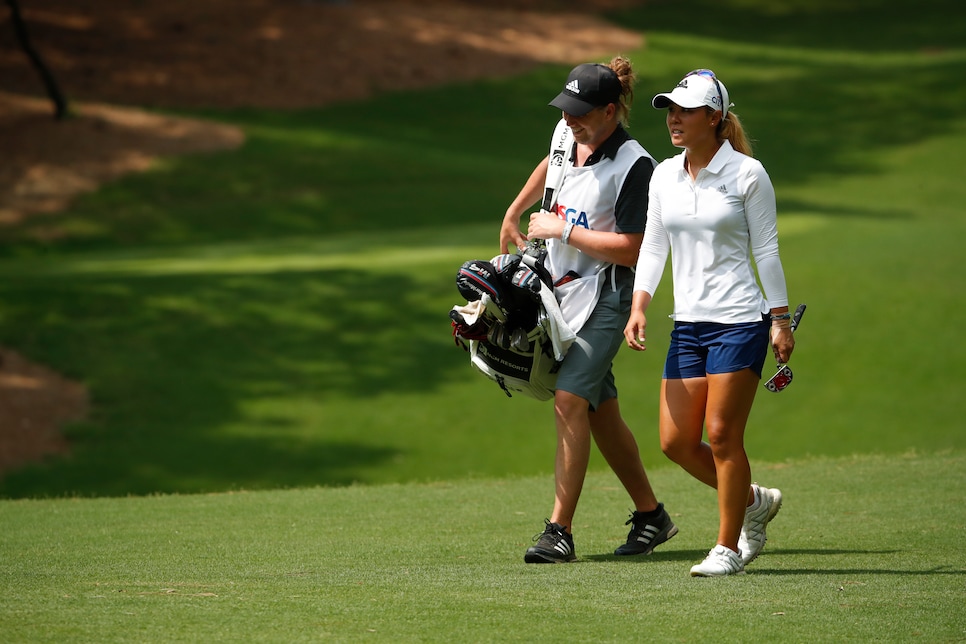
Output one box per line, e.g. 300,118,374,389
0,263,460,497
752,567,965,576
0,0,964,498
608,0,964,54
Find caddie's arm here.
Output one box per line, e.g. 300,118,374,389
501,156,548,254
547,225,643,267
530,154,651,267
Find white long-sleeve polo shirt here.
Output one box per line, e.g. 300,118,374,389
633,139,789,324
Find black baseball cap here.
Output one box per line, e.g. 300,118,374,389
549,63,621,116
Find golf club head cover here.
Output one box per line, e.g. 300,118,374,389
491,253,523,283
487,253,539,326
510,265,542,301
457,260,504,304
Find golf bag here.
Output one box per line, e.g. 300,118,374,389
451,249,575,400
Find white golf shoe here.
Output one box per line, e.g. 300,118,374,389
738,484,783,565
690,544,745,577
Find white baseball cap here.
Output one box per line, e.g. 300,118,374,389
652,69,732,117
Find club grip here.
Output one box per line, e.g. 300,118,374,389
541,187,554,213
790,303,806,332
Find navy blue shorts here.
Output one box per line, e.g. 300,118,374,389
663,320,770,379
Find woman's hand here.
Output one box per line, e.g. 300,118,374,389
527,211,565,241
625,291,653,352
771,326,795,364
624,310,648,351
500,215,528,254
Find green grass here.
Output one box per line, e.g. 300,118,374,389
0,0,964,497
1,452,964,642
1,0,965,639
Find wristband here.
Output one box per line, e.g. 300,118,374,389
561,222,574,245
769,312,791,321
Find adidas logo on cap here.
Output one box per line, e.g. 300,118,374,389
550,63,620,115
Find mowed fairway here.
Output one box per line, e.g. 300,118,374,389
1,0,965,640
1,453,964,642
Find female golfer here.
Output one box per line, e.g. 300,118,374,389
625,69,795,576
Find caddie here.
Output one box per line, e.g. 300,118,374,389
498,57,677,564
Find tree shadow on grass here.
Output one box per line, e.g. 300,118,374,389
752,548,966,577
583,547,905,564
609,0,964,55
4,42,961,260
752,567,965,576
607,1,966,196
0,263,460,497
777,200,914,221
1,0,962,498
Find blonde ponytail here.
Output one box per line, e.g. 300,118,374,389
719,110,753,156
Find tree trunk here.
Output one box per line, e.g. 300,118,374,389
6,0,69,119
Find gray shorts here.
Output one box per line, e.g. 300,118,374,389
554,277,632,410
